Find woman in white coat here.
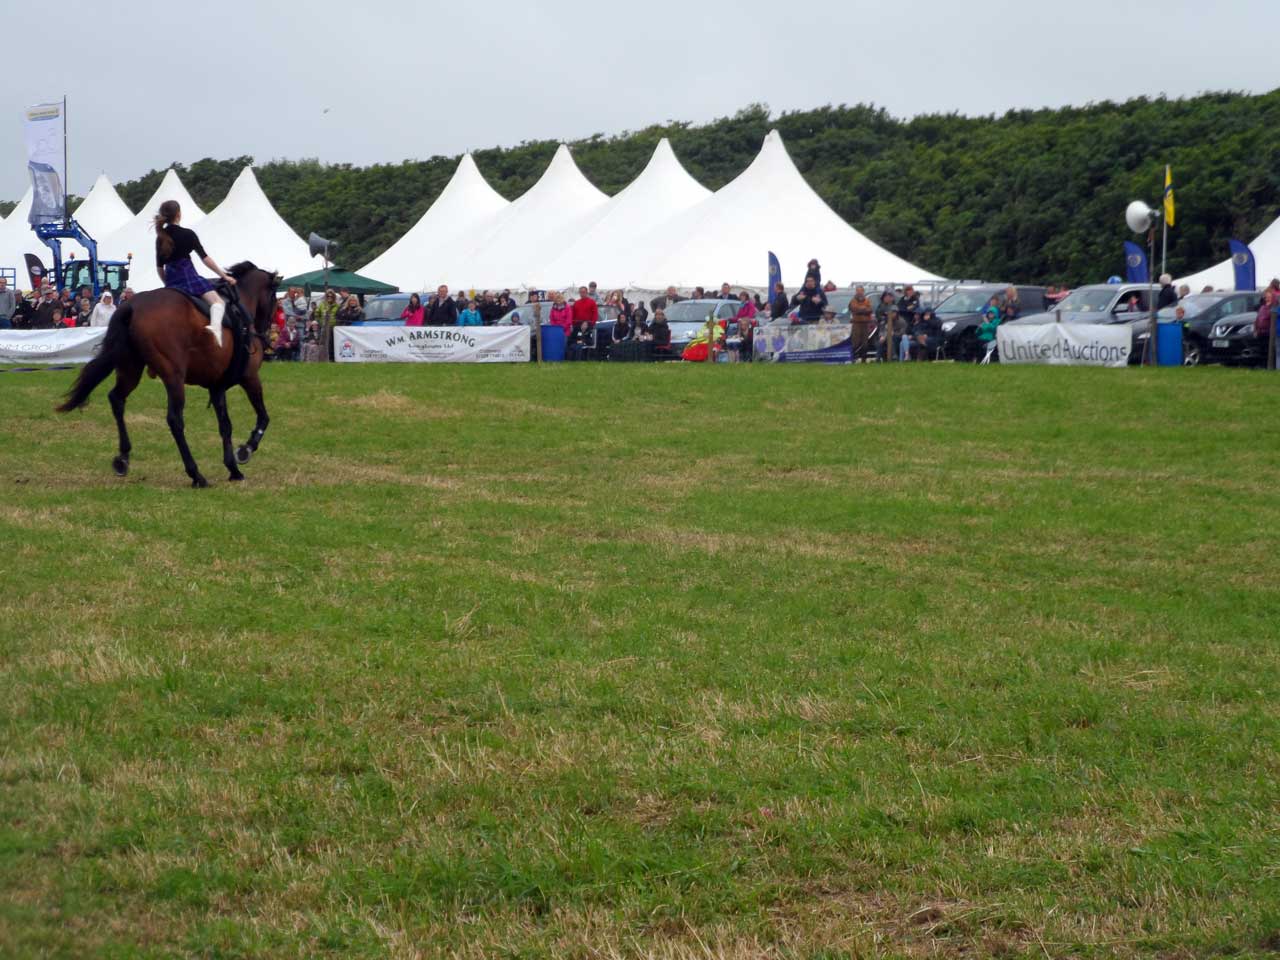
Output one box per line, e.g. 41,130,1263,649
89,291,117,327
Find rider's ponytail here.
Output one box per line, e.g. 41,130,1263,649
153,200,180,259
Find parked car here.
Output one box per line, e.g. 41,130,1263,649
1202,298,1274,367
359,292,422,324
497,301,620,357
936,285,1047,361
595,299,737,360
1158,291,1261,366
1008,283,1158,363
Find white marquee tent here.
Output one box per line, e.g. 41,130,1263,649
627,130,940,289
99,169,207,291
1178,212,1280,291
360,153,509,291
0,189,40,282
194,167,312,280
538,138,711,290
1,177,137,284
73,174,134,239
443,144,609,291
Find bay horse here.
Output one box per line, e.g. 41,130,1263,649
57,263,281,487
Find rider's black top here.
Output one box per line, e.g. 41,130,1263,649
156,224,207,270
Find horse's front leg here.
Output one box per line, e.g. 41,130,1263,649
211,389,244,482
163,380,207,488
235,369,269,465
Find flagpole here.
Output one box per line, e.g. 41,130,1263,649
62,96,69,225
1161,217,1167,279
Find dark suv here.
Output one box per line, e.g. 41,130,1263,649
1157,291,1261,366
936,285,1048,361
1202,296,1271,366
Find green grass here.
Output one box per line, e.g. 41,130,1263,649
1,361,1278,959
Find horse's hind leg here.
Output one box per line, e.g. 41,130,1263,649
210,390,244,482
163,379,207,488
107,360,143,477
235,369,269,465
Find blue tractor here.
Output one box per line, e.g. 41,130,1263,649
30,219,131,298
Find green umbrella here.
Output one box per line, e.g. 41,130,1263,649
279,268,399,296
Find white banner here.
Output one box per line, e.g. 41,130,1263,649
996,323,1132,367
334,325,531,363
23,101,66,224
0,327,105,364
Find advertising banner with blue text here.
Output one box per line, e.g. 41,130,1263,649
754,323,850,363
334,324,531,363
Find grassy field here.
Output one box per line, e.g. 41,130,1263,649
1,361,1278,959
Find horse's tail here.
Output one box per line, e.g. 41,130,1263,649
56,302,134,413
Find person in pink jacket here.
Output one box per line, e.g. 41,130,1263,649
548,291,573,335
400,293,424,326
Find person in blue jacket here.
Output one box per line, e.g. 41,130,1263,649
457,299,483,326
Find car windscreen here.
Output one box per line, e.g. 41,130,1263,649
364,298,408,320
664,301,722,324
1054,289,1118,313
935,290,997,313
1157,295,1218,320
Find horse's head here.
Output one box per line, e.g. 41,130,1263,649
227,262,282,336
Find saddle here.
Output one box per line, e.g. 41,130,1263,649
177,282,248,329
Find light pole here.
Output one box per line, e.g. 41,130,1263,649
1126,201,1163,366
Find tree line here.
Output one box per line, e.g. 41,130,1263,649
5,91,1278,284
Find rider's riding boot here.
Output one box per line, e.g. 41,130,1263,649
208,302,225,344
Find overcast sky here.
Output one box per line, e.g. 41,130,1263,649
2,0,1277,201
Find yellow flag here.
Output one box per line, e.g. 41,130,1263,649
1164,165,1175,228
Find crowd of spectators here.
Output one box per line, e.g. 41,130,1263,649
6,266,1280,367
0,279,138,331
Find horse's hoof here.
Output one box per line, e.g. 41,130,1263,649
191,476,209,489
227,471,245,482
235,445,252,465
111,456,129,477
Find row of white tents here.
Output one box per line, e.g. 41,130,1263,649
362,131,942,291
1,129,1277,294
0,167,315,293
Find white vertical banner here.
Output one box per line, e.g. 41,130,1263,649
24,101,66,225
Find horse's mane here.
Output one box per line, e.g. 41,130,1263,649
226,261,260,279
223,262,280,336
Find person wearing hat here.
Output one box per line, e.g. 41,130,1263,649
848,285,875,362
89,291,116,327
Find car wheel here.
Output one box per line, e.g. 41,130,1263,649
1182,338,1201,366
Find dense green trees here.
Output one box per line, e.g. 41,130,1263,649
6,91,1278,282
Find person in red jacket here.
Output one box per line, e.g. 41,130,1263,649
570,285,598,336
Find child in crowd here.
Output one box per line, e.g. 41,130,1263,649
458,299,482,326
301,320,323,362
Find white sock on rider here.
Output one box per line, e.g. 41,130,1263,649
208,302,224,343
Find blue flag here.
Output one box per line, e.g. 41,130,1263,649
1123,241,1149,284
768,251,782,291
1228,239,1256,292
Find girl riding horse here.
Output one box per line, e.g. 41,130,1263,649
154,199,237,343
